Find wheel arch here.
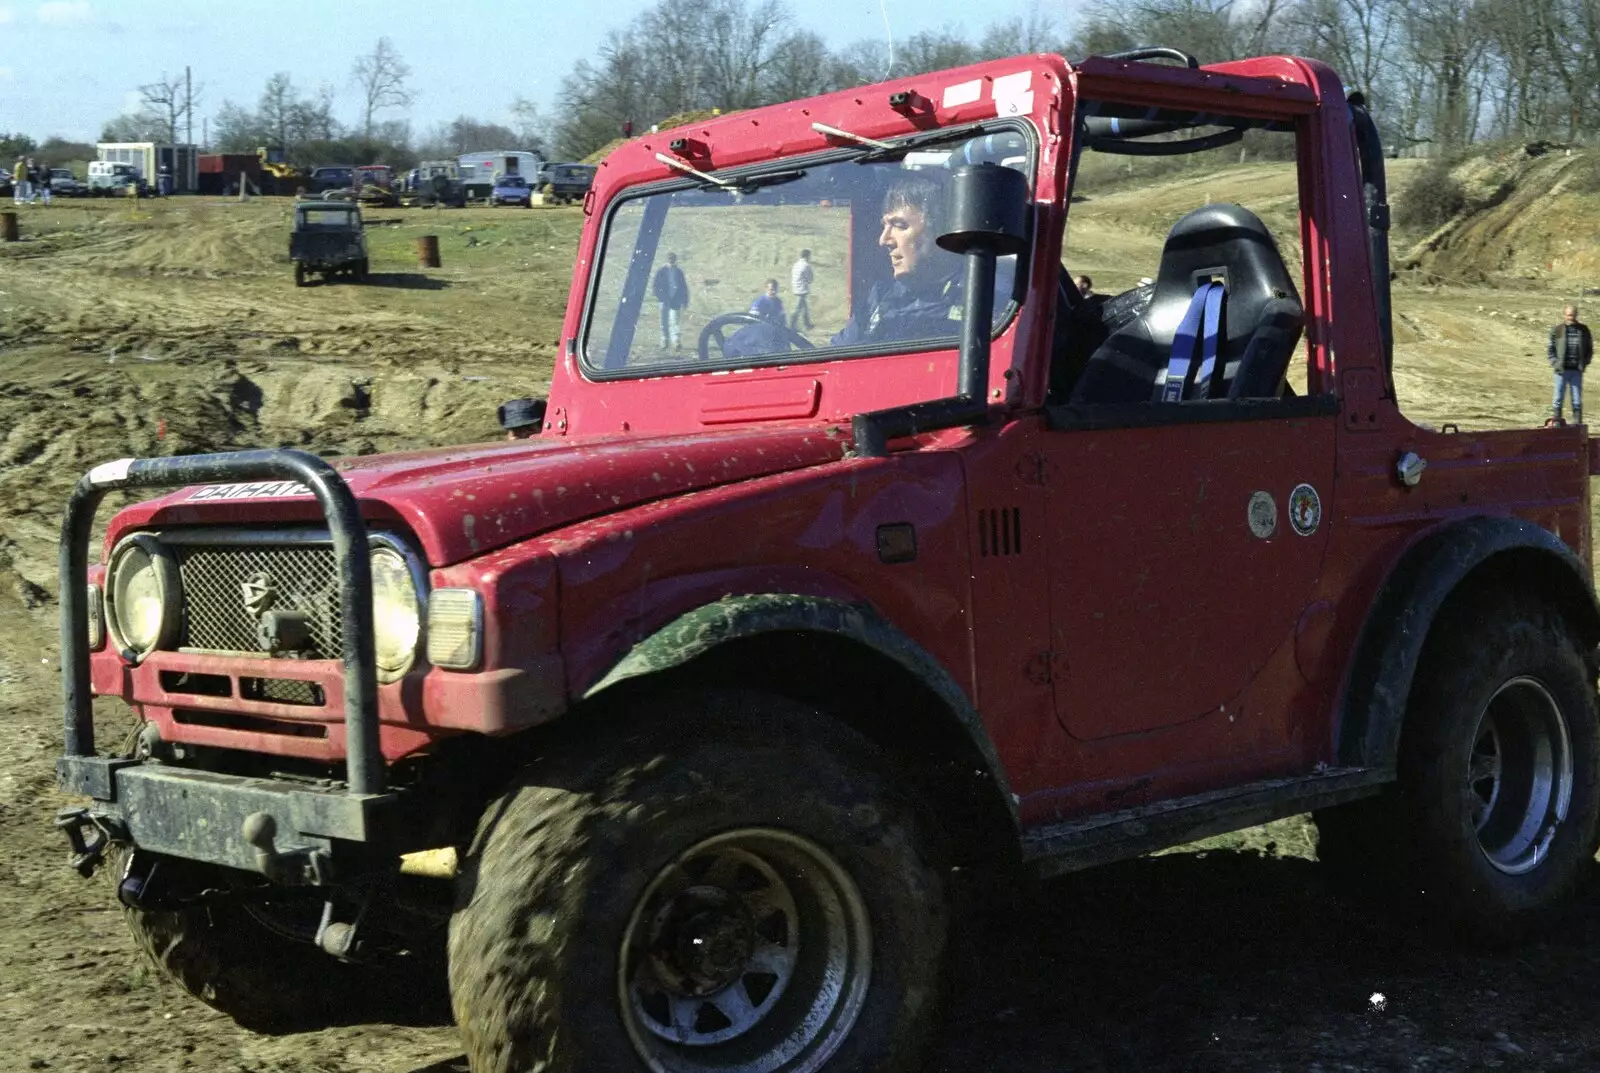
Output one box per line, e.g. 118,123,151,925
1336,515,1600,770
579,594,1021,861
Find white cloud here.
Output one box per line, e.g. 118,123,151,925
0,8,14,24
0,67,12,82
37,0,90,23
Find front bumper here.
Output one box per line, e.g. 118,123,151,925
57,450,390,883
58,755,408,883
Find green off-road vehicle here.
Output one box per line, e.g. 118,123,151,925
289,201,369,286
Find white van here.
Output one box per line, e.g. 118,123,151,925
88,161,143,196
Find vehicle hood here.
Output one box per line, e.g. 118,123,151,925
109,425,850,566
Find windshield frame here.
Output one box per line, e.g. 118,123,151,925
577,117,1037,382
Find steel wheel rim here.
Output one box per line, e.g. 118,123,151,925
619,828,872,1073
1469,676,1573,876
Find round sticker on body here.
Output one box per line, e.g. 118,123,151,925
1288,483,1322,536
1246,491,1277,539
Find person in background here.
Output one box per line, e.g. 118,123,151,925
750,279,785,326
789,248,814,330
1077,275,1094,298
13,158,31,205
158,162,172,197
1548,302,1594,426
652,252,690,351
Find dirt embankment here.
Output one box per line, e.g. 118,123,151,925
1397,147,1600,288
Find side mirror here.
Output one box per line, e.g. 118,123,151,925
498,397,548,438
936,164,1031,402
937,163,1030,257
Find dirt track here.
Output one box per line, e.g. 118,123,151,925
5,174,1600,1071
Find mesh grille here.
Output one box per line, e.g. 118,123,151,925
172,544,342,658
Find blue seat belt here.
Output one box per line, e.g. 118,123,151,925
1191,284,1226,398
1161,282,1222,402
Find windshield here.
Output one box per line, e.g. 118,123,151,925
298,208,357,227
498,176,527,187
583,126,1032,376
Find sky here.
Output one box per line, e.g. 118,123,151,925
0,0,1079,145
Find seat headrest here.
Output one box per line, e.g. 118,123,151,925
1147,203,1300,342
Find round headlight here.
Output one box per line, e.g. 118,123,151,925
371,545,421,683
107,535,180,660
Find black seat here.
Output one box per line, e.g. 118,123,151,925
1067,204,1304,404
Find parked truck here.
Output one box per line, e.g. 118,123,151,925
53,47,1600,1073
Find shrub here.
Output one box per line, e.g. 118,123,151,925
1395,157,1467,232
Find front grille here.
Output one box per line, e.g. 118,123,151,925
172,543,342,658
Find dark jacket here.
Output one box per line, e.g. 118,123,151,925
1549,321,1594,372
652,263,688,309
749,293,785,325
829,268,966,348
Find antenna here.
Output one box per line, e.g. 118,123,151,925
879,0,895,81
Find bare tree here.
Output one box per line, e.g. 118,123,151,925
763,30,836,100
353,37,414,141
258,72,297,150
702,0,790,109
138,71,202,143
510,97,549,154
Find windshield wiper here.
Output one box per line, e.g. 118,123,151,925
720,168,807,192
656,152,807,193
855,126,990,163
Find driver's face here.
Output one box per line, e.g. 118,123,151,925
879,203,930,280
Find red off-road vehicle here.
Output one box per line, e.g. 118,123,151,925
55,47,1600,1072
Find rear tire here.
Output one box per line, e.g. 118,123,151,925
448,690,947,1073
293,263,306,287
1318,592,1600,939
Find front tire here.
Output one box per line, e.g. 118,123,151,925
448,691,946,1073
115,852,442,1031
293,263,307,287
1318,592,1600,939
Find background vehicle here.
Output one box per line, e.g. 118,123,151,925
46,168,87,197
539,161,595,203
402,171,467,208
490,173,532,207
355,164,393,190
288,200,368,285
255,146,308,195
53,47,1600,1073
86,161,144,196
457,149,541,201
308,165,357,194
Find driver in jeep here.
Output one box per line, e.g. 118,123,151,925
829,175,966,346
722,175,970,358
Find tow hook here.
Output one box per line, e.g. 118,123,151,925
55,807,115,877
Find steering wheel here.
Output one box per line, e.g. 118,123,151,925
697,312,816,361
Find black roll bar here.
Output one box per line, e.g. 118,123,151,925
59,449,383,795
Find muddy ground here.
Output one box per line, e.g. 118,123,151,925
4,165,1600,1072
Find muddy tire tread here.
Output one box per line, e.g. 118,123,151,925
447,689,947,1073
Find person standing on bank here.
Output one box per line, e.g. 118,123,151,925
653,252,689,350
1549,303,1593,426
789,248,814,331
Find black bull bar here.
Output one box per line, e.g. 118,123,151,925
55,449,392,881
